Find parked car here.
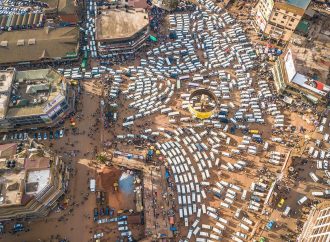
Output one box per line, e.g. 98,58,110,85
93,208,98,221
277,198,285,208
55,130,60,139
59,129,64,138
105,206,110,216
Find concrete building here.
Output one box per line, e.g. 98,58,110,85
0,68,75,132
0,26,79,66
0,139,69,220
272,47,330,104
298,202,330,242
253,0,311,43
41,0,79,23
95,9,149,58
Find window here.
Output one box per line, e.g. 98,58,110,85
290,19,294,22
281,21,284,24
275,13,278,16
283,16,287,19
272,17,277,21
288,23,292,27
293,13,297,17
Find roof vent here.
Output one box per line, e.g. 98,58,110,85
17,39,24,46
0,41,8,47
28,39,36,45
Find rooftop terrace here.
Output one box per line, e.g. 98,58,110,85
96,9,148,42
0,68,67,119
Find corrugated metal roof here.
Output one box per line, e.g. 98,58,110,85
286,0,311,10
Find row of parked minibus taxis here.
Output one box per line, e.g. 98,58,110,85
79,0,326,239
159,4,289,241
161,137,226,240
85,0,98,58
150,125,270,242
305,115,330,199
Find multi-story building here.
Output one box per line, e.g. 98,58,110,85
0,68,75,132
0,139,69,220
95,9,149,58
253,0,311,43
298,202,330,242
272,48,330,104
0,26,79,66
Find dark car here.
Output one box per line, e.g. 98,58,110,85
49,131,54,139
55,130,60,139
13,223,24,233
110,208,114,217
105,206,110,216
93,208,98,221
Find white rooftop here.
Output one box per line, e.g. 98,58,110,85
26,169,51,195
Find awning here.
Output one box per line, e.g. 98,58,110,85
149,35,157,42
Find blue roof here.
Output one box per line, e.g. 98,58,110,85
286,0,311,10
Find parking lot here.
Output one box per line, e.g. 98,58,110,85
1,0,330,241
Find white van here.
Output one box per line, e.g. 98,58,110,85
263,142,269,151
241,190,247,200
234,208,241,219
313,150,319,159
235,231,248,239
118,226,128,231
239,223,250,231
308,146,315,156
309,172,319,183
324,133,329,142
312,191,324,197
242,217,253,225
222,152,232,158
282,206,291,217
297,196,308,205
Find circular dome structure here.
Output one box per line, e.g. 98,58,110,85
188,89,218,119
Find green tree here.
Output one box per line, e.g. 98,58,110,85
96,154,107,164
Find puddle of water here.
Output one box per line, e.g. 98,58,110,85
119,172,134,194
